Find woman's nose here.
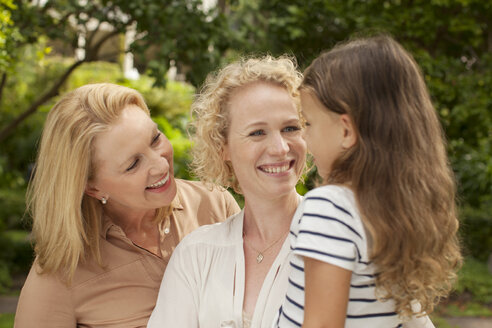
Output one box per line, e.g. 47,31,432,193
268,133,289,156
149,151,170,176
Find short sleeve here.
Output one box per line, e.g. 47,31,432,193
15,263,76,328
293,188,362,272
223,189,241,217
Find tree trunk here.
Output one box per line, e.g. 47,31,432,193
0,60,85,143
489,27,492,53
0,73,7,105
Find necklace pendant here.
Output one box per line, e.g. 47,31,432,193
256,253,264,263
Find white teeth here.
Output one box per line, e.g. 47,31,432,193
262,164,289,173
147,173,169,188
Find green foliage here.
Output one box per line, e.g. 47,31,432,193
459,204,492,261
432,257,492,320
420,53,492,208
454,257,492,304
125,76,195,119
0,261,11,293
0,0,237,143
0,230,33,292
65,61,126,89
0,189,27,231
0,313,14,328
0,0,23,72
153,116,193,180
428,316,456,328
442,302,492,317
117,0,233,86
65,61,196,120
0,46,67,170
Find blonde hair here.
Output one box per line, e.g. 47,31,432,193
302,35,462,317
190,55,303,192
26,83,170,282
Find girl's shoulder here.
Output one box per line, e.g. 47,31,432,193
301,184,359,219
304,184,355,205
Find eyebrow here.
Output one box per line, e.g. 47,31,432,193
244,117,300,129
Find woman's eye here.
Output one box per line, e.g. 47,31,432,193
283,125,301,132
151,132,161,145
249,130,265,137
126,159,139,171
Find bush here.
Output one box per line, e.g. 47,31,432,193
0,230,33,292
459,203,492,261
0,188,27,231
153,116,193,180
453,257,492,305
0,313,15,328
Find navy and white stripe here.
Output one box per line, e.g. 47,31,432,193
276,185,402,327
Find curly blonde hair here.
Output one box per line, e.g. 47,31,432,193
302,35,462,318
190,55,303,193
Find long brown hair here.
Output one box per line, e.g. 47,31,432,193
302,35,461,317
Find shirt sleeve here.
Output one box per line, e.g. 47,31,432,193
147,243,200,328
223,189,241,217
15,263,76,328
293,189,361,272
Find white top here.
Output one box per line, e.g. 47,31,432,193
147,210,294,328
276,185,402,327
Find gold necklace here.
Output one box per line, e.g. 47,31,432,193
243,232,287,263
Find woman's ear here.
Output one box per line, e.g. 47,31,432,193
340,114,357,149
85,183,101,199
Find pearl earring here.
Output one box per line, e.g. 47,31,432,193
101,197,107,205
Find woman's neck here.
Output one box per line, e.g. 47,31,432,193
242,190,299,242
103,205,157,236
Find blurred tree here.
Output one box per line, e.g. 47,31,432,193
230,0,492,208
0,0,232,142
0,0,22,104
0,0,22,71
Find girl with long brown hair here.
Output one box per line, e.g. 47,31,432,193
276,35,461,327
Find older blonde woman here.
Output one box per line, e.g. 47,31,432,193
15,83,240,327
148,56,306,327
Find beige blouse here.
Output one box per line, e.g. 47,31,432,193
14,179,240,328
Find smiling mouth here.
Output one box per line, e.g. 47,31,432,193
146,173,169,189
258,160,294,174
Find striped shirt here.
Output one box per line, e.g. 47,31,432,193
276,185,402,328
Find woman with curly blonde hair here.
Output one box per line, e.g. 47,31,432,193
15,83,239,327
276,35,462,327
148,55,307,327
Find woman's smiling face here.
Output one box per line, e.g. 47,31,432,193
223,81,306,200
87,105,177,214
